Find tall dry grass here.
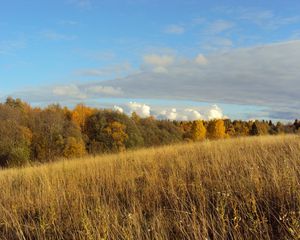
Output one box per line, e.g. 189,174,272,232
0,135,299,239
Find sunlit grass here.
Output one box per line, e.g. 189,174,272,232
0,135,299,239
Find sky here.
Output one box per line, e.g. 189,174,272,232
1,0,300,121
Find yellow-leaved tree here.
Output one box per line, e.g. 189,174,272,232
63,137,86,158
207,119,226,139
191,120,206,141
104,121,128,152
71,104,94,131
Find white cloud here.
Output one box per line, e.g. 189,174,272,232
143,54,175,73
97,40,300,119
51,84,122,100
127,102,151,118
11,40,300,120
111,103,218,121
113,105,124,113
164,25,185,34
128,102,151,117
157,107,221,121
53,85,86,99
207,105,223,120
85,86,123,96
195,54,208,65
184,108,203,120
158,108,178,120
143,54,174,67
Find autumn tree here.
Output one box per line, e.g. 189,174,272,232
190,120,206,141
207,119,226,139
85,110,144,153
0,120,32,167
131,112,141,124
63,137,86,158
104,121,128,151
179,121,193,141
224,119,235,137
30,104,85,161
233,120,250,136
250,121,269,136
71,104,94,131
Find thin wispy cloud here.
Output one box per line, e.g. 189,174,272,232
238,9,300,30
58,20,80,26
217,7,300,30
67,0,92,9
205,20,235,34
41,30,77,41
164,24,185,34
0,39,26,55
76,62,133,78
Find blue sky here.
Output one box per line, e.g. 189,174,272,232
1,0,300,120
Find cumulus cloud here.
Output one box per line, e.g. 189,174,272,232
158,108,178,120
113,102,222,121
206,105,223,120
113,105,124,113
157,106,222,121
127,102,151,118
184,109,203,120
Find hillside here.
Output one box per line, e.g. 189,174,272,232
0,135,299,239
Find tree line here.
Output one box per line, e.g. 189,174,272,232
0,97,299,167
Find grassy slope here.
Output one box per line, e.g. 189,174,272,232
0,135,299,239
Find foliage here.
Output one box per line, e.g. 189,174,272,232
63,137,86,158
250,121,269,136
104,121,128,151
0,120,31,167
190,120,206,141
0,97,299,167
207,119,226,139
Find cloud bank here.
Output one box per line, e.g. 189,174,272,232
100,40,300,119
11,40,300,120
113,102,224,121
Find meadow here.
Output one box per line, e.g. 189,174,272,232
0,135,299,239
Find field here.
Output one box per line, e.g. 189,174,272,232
0,135,299,239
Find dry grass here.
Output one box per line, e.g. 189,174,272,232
0,135,300,239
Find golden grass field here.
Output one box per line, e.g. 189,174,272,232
0,135,299,240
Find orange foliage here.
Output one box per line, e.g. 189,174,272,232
71,104,94,130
